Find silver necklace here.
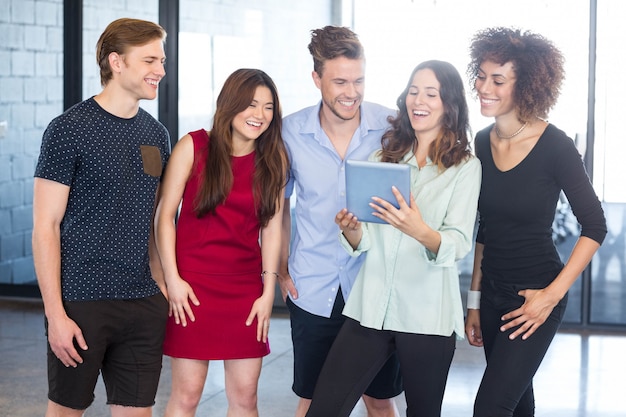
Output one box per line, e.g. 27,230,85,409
495,122,528,139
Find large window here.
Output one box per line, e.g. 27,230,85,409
590,0,626,326
177,0,333,140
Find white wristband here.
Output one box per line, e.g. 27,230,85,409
467,290,481,310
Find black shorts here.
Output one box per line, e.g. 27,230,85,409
287,292,402,399
46,293,168,410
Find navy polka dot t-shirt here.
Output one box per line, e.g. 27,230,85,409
35,97,171,301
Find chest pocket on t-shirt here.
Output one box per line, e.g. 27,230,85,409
140,145,163,177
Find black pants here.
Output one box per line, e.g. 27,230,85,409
474,278,568,417
287,293,402,399
306,317,456,417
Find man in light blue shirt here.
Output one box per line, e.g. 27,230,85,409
278,25,402,417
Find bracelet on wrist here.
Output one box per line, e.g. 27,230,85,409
261,271,280,280
467,290,481,310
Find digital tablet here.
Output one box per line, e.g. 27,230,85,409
345,159,411,224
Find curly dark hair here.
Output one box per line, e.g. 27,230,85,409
381,60,472,170
308,26,364,76
467,27,565,122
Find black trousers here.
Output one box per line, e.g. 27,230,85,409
474,278,568,417
306,317,456,417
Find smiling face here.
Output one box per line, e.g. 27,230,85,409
474,60,517,118
230,85,274,152
114,38,166,101
405,68,444,140
313,55,365,122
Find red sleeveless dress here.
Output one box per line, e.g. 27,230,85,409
162,129,270,360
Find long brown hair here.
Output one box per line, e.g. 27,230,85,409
194,69,288,227
381,60,471,169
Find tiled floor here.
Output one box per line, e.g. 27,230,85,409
1,297,625,417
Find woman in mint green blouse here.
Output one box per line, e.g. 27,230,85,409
305,60,481,417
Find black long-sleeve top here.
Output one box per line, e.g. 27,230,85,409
475,123,607,286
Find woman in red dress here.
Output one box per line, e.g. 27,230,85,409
155,68,288,416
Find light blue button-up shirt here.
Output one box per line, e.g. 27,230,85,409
341,152,481,339
283,101,395,318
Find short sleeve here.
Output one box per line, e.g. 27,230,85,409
34,117,78,186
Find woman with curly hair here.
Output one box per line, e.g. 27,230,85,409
465,27,607,416
306,60,481,417
155,68,288,416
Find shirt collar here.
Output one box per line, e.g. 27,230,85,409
302,101,390,139
400,149,434,168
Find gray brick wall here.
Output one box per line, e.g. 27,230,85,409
0,0,63,286
0,0,334,291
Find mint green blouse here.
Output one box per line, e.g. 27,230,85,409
341,152,481,339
